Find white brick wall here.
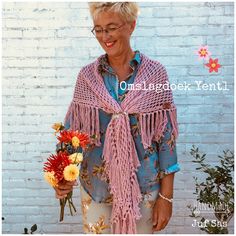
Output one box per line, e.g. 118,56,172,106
2,2,234,234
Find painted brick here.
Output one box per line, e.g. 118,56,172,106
2,2,233,234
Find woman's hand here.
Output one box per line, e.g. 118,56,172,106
53,179,78,199
152,196,172,232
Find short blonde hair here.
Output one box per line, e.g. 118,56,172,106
88,2,140,23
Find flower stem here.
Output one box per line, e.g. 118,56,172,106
59,198,65,222
68,198,73,215
69,199,77,213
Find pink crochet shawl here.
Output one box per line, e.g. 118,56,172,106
64,53,178,234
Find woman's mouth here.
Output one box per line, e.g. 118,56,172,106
104,41,117,48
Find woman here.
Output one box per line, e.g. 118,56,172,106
54,2,180,234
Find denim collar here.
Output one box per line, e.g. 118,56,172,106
98,50,141,75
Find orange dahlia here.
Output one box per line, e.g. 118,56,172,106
56,130,90,148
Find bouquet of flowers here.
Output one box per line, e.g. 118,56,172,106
43,122,90,222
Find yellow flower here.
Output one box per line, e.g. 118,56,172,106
69,153,83,164
52,122,63,135
63,164,79,181
44,171,58,187
72,136,80,148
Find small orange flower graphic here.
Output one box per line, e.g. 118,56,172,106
205,58,221,73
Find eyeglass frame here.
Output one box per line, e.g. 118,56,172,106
91,23,126,37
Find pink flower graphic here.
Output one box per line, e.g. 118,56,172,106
194,45,211,61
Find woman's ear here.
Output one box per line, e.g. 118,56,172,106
129,20,136,35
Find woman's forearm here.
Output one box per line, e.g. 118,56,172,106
159,173,175,199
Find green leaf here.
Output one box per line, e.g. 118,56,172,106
31,224,37,233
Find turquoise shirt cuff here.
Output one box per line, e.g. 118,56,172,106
163,163,181,175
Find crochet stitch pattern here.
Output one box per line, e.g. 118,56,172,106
64,52,178,234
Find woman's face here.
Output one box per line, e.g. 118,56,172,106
92,11,136,57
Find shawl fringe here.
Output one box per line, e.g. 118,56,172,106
64,101,101,146
64,102,178,150
101,113,143,234
139,108,178,149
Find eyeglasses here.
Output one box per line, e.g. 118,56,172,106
91,23,125,37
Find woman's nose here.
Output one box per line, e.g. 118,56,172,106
101,31,112,41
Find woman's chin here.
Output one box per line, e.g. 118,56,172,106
104,49,121,57
102,45,120,56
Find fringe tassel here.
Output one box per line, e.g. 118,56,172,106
111,210,137,234
102,114,143,234
139,108,178,149
169,108,178,139
63,102,101,146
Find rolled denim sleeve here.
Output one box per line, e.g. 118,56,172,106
157,111,180,176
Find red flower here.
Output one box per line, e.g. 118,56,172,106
43,152,71,182
56,130,90,148
76,133,90,148
205,58,221,73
